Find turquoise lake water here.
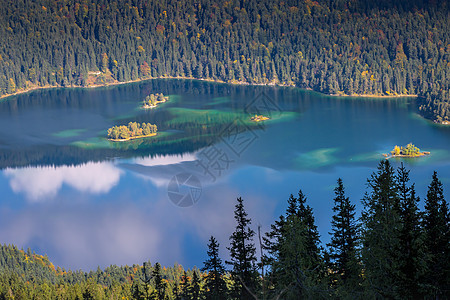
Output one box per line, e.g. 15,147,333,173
0,79,449,270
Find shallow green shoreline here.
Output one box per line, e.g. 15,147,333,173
2,76,444,125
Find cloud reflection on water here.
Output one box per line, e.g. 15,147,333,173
3,153,200,201
133,153,197,167
125,153,200,188
0,204,164,270
4,162,123,202
0,154,254,270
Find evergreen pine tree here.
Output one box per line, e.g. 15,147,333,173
423,171,450,298
226,197,259,300
360,160,401,298
152,263,166,300
286,193,298,217
296,190,323,273
189,270,202,300
142,262,152,300
327,178,361,297
395,164,425,298
262,214,286,297
264,190,325,299
202,236,227,300
180,271,190,300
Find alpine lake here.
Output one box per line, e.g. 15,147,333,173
1,79,449,271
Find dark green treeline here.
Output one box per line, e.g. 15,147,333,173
1,160,449,299
0,0,449,122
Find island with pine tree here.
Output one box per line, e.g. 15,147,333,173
384,143,430,158
142,93,169,109
107,122,157,141
250,114,270,122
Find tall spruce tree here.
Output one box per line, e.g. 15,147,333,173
189,270,202,300
361,160,401,298
263,196,291,298
264,190,325,299
262,209,287,297
327,178,361,298
395,164,425,298
296,190,324,283
143,261,153,300
423,171,450,298
263,194,296,271
132,261,152,300
180,271,190,300
226,197,259,300
132,279,146,300
152,263,166,300
202,236,227,300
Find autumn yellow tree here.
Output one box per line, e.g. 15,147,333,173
393,145,401,156
101,53,108,72
7,78,16,94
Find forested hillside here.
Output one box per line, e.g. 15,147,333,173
0,0,449,122
1,161,449,299
0,244,207,299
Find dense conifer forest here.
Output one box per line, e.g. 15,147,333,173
0,161,448,299
0,0,449,122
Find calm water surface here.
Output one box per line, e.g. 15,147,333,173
0,79,449,270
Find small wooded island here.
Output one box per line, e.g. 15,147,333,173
251,114,270,122
142,93,169,109
384,143,430,159
107,122,157,141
